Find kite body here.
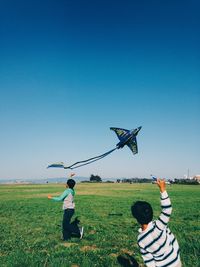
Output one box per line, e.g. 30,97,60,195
48,126,142,170
110,126,142,154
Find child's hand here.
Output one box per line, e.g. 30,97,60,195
156,178,166,193
70,173,75,177
47,194,52,199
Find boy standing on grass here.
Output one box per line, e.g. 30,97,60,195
48,173,84,241
131,179,182,267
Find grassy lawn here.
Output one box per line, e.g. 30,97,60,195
0,183,199,267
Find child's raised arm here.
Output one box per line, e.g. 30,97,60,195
156,178,166,193
155,178,172,231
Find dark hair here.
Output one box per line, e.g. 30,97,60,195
67,179,76,189
131,201,153,224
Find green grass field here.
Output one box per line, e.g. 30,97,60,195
0,183,199,267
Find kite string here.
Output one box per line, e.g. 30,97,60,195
66,148,117,169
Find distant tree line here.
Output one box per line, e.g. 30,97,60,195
90,174,102,182
82,175,199,185
173,179,199,185
117,178,152,183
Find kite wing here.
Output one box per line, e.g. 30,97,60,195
127,139,138,154
110,127,129,142
47,162,65,168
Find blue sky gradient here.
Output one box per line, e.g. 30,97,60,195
0,0,199,179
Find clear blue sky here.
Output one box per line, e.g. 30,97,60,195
0,0,199,180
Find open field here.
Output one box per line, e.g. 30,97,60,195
0,182,199,267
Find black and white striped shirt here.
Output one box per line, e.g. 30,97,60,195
137,191,181,267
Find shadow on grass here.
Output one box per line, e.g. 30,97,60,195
117,253,139,267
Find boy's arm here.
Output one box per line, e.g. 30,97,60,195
140,247,156,267
48,189,69,201
155,179,172,230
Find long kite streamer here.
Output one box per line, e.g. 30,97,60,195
47,126,142,170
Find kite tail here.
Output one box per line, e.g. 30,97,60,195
66,148,117,170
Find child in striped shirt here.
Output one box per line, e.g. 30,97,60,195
131,179,182,267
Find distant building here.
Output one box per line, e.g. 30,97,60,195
193,175,200,183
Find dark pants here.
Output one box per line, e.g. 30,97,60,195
62,209,80,240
